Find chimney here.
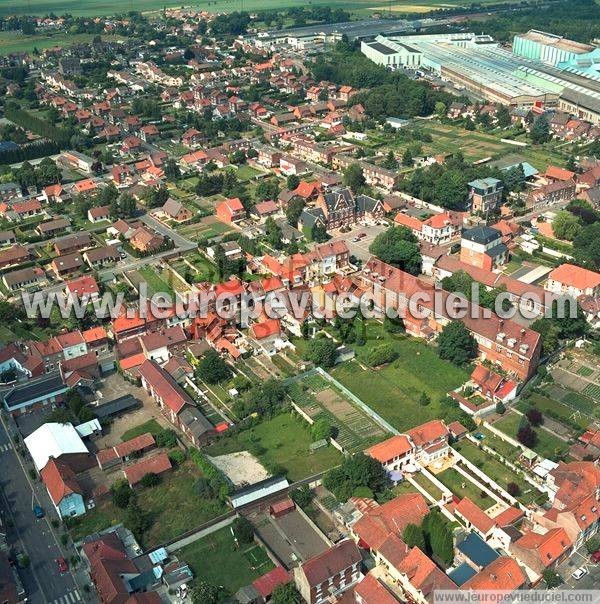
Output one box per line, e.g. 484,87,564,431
520,328,526,338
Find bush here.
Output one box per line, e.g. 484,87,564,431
111,478,133,508
156,429,178,448
366,343,397,367
526,408,543,426
304,337,338,368
140,472,160,488
507,482,520,496
189,448,232,501
290,484,313,508
168,449,186,465
311,416,335,441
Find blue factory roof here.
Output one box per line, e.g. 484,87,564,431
448,562,478,586
456,533,500,568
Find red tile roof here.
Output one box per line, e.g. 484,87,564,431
366,435,413,464
123,453,172,486
354,572,401,603
455,497,495,534
300,540,361,588
138,359,192,415
546,166,575,181
352,493,429,551
40,458,81,505
250,318,281,340
394,212,423,231
548,263,600,291
514,528,571,567
252,566,290,598
407,420,448,448
396,547,457,594
461,556,527,591
115,433,155,458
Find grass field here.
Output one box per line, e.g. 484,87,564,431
132,266,173,297
493,411,569,461
204,412,342,481
454,439,545,505
68,461,226,547
329,323,469,433
178,525,274,594
436,467,491,510
516,393,589,430
121,419,163,441
0,30,123,55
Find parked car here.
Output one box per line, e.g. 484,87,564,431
591,551,600,563
572,567,588,580
56,557,68,573
33,505,44,519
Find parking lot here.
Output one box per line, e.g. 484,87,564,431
326,221,389,263
556,546,600,589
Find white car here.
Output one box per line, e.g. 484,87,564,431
572,567,588,580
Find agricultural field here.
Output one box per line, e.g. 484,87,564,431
329,323,469,433
492,410,569,461
204,412,343,482
178,525,274,594
286,371,390,453
0,30,123,54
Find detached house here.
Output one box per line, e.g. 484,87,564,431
154,198,193,223
215,197,246,224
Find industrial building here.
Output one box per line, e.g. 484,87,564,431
361,32,600,122
513,30,594,67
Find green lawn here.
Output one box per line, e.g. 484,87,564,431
235,165,263,181
516,393,589,429
204,412,342,481
121,419,163,441
477,427,522,462
493,411,569,460
136,266,173,297
412,471,444,500
329,324,469,432
436,467,492,510
68,462,226,548
454,440,545,505
178,526,274,594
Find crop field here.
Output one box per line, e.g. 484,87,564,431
286,370,389,453
0,31,123,55
177,215,235,242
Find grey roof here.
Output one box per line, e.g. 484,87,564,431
367,41,397,55
299,207,326,229
356,194,382,213
485,242,508,258
585,185,600,204
323,187,353,211
462,226,502,245
560,88,600,114
3,372,68,410
178,405,213,437
93,395,140,419
3,267,42,288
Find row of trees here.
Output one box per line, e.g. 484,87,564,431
0,140,60,167
403,510,454,565
5,103,74,148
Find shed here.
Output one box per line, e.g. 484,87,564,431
270,498,295,518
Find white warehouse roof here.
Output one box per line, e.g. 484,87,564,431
24,422,88,471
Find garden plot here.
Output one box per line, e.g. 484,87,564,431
287,372,389,453
177,215,235,241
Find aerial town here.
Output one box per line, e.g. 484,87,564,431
0,2,599,604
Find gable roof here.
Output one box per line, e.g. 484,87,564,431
366,435,413,464
461,556,526,591
300,540,361,588
138,359,192,415
513,528,571,567
40,457,82,505
455,497,496,534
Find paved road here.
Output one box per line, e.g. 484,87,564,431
0,417,82,604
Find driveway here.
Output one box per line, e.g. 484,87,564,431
557,546,600,589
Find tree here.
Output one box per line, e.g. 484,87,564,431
290,484,313,508
119,193,136,218
304,337,338,368
125,498,152,541
312,416,334,441
526,408,543,426
437,321,477,366
517,421,536,448
403,523,426,550
542,570,563,589
191,581,219,604
311,222,328,243
323,452,386,502
423,511,454,564
196,350,232,384
383,314,404,334
369,226,421,275
495,401,506,414
507,482,520,496
286,174,300,190
232,516,254,544
496,105,511,129
419,393,431,407
382,150,398,170
111,479,132,508
343,163,366,192
434,101,447,118
552,210,582,241
271,583,301,604
402,146,414,167
530,115,551,144
286,197,305,227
